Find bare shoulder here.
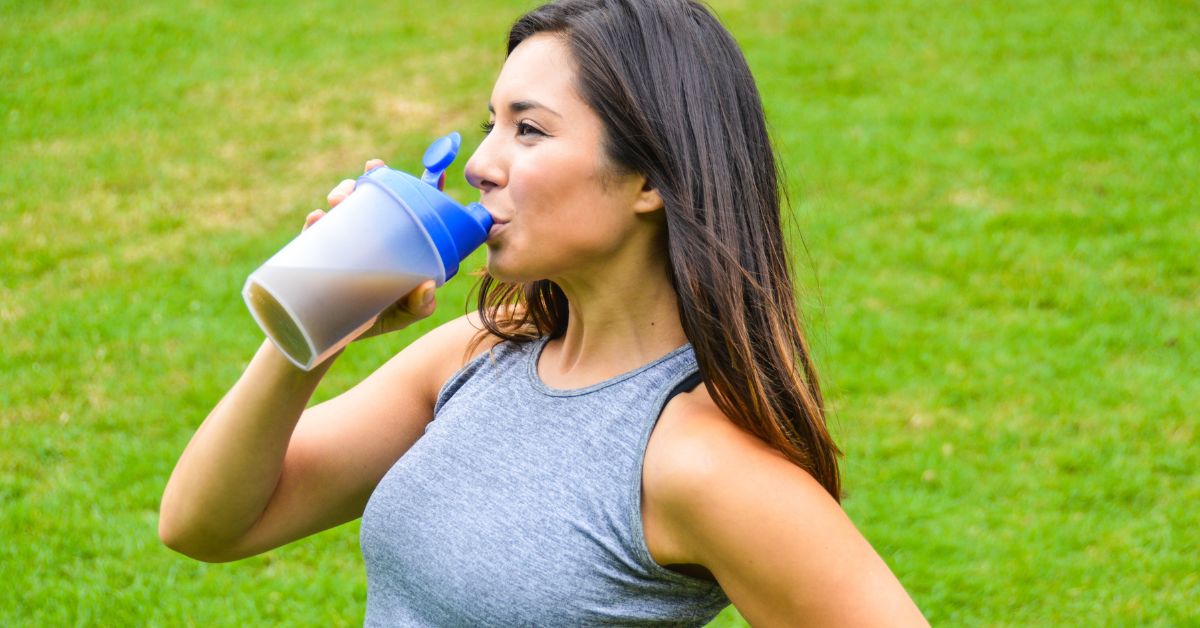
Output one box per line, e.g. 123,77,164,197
644,387,928,626
644,386,828,527
371,307,513,406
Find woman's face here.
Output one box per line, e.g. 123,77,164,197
464,34,658,284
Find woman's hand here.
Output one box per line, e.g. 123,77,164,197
304,159,439,341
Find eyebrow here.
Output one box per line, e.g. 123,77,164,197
487,100,563,118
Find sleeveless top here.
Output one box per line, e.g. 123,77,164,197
360,335,731,626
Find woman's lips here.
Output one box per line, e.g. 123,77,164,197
487,221,507,240
484,202,509,241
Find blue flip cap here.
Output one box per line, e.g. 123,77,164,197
357,166,492,282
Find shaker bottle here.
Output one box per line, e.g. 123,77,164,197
243,132,493,371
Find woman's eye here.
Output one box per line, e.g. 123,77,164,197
516,122,544,137
479,120,544,138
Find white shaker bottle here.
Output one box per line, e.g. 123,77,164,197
243,133,492,370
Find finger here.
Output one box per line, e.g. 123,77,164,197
302,209,325,232
364,158,386,173
365,282,436,339
405,280,437,313
326,178,356,207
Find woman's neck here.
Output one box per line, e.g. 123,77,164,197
539,262,688,389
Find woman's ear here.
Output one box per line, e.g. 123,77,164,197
632,178,665,214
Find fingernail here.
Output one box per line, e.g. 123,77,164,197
422,289,434,305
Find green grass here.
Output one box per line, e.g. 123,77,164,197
2,0,1196,624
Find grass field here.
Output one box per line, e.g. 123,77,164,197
2,0,1196,625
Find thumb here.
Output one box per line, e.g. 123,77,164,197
403,279,437,314
418,280,437,312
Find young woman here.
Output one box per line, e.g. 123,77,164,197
160,0,928,624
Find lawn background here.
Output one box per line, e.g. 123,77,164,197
1,0,1196,625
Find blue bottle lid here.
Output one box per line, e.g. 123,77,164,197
358,135,491,281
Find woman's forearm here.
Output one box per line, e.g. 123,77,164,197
158,339,337,560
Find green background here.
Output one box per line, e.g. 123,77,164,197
1,0,1196,624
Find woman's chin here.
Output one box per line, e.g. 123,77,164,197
485,250,556,285
484,256,521,284
486,266,543,286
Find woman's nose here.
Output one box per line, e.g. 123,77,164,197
464,137,506,193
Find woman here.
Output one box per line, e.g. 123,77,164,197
160,0,928,624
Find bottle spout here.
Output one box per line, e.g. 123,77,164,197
464,202,494,231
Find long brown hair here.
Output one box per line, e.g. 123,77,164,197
466,0,841,500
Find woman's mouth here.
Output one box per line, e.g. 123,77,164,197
487,222,507,240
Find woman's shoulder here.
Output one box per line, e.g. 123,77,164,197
642,384,835,553
643,387,927,624
413,305,527,401
648,389,816,497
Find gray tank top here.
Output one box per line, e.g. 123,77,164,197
360,335,730,626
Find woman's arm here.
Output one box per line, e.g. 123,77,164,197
158,338,337,561
159,160,476,562
158,292,466,562
644,402,928,626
